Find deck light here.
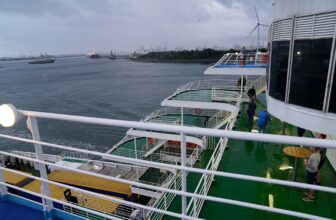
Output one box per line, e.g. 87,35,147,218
0,104,21,127
278,165,293,171
296,51,301,55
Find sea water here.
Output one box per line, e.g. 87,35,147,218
0,57,212,153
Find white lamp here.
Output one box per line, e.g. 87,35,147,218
0,104,21,127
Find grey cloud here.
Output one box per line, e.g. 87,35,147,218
0,0,273,56
0,0,77,17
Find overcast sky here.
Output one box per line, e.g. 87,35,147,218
0,0,272,56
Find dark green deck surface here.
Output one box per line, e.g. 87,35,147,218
164,102,336,220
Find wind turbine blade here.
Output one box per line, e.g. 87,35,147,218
260,24,269,27
253,1,260,22
247,25,258,37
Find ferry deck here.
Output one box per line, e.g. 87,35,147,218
0,1,336,220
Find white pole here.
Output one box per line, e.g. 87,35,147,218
181,107,184,126
240,75,243,95
257,24,260,53
0,167,7,197
27,116,53,211
134,137,139,182
181,132,187,219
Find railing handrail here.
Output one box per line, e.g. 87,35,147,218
0,137,334,220
214,52,269,67
0,109,335,220
187,98,240,217
0,165,191,220
171,79,240,97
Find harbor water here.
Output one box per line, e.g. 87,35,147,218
0,57,211,153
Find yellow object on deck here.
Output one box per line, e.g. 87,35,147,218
48,170,131,196
24,180,122,214
3,170,30,186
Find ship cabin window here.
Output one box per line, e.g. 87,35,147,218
269,41,289,101
289,38,332,110
329,72,336,113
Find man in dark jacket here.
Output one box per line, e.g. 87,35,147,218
247,86,256,100
247,99,256,131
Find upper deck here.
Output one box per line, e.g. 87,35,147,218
204,52,268,76
161,79,241,112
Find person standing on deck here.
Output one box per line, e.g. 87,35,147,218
303,147,321,202
247,99,256,131
247,86,256,100
237,77,246,88
257,109,270,133
297,127,306,137
316,134,327,185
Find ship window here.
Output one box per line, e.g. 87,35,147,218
269,41,289,101
289,39,332,110
329,73,336,113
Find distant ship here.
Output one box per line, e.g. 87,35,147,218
108,50,117,59
28,58,55,64
86,51,100,59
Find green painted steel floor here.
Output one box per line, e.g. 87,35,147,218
165,102,336,220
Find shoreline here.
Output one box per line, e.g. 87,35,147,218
133,58,216,65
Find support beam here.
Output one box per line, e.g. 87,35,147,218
27,116,54,211
180,132,187,219
0,167,7,198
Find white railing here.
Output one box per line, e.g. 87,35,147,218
169,79,260,103
141,107,217,122
215,52,268,67
145,147,203,220
250,75,267,95
172,79,239,97
186,97,240,217
0,109,334,220
61,151,89,160
106,134,134,154
148,118,180,125
63,191,134,220
10,150,62,163
215,53,230,66
211,88,240,102
111,147,180,166
206,110,231,129
109,107,217,156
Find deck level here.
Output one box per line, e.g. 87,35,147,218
23,179,122,214
48,170,131,198
164,101,336,219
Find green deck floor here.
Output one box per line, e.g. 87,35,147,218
165,101,336,219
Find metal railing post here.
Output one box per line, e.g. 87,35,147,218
180,132,187,219
27,116,54,212
164,194,167,210
0,164,7,199
134,137,140,186
181,107,184,126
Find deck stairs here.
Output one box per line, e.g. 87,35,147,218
242,75,266,102
206,110,231,129
144,140,167,158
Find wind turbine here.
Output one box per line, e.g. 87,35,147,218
248,2,268,52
